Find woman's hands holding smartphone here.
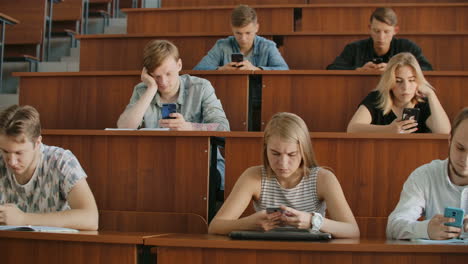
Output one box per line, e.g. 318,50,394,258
278,205,313,230
388,118,418,134
247,210,283,232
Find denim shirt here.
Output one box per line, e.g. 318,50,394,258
193,35,289,70
125,74,230,131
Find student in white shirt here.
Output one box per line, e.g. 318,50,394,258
387,107,468,240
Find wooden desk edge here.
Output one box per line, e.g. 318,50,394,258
144,234,468,253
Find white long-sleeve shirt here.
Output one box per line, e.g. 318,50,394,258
387,159,468,239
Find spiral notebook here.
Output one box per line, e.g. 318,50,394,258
0,225,78,233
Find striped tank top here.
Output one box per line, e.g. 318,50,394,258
253,167,326,215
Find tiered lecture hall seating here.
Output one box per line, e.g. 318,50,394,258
0,1,47,69
79,3,468,71
52,0,84,41
5,1,468,263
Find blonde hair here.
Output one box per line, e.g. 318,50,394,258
263,112,318,178
370,7,398,26
0,105,41,142
143,40,180,73
231,5,257,27
376,52,433,115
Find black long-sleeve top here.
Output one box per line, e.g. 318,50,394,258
326,37,433,71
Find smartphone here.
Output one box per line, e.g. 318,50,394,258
402,108,420,121
444,207,464,228
231,53,244,63
266,207,284,214
162,103,177,119
372,57,383,64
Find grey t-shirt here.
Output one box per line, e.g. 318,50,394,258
125,74,230,131
0,144,87,213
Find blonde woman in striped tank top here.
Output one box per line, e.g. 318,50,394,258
209,112,360,238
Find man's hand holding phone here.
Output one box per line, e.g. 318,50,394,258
428,214,463,240
159,112,193,130
236,60,261,71
357,61,387,72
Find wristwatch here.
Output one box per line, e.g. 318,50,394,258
310,212,323,232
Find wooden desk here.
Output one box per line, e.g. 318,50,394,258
53,0,84,33
124,6,294,34
0,0,46,61
146,234,468,264
41,130,212,220
260,70,468,132
15,70,466,132
77,32,468,71
124,3,468,34
301,3,468,32
14,71,249,131
0,231,157,264
280,32,468,71
161,0,306,7
223,132,448,238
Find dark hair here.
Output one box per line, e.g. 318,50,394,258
370,7,398,26
231,5,257,27
0,105,41,142
143,40,180,73
451,107,468,138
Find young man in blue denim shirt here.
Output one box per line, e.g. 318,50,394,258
193,5,288,71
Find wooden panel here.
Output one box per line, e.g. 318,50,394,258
0,237,138,264
281,33,468,71
54,0,83,21
261,72,468,132
356,217,387,240
99,211,207,233
79,35,221,71
126,7,294,34
311,0,466,3
156,247,467,264
0,0,46,45
224,133,448,239
78,33,468,71
161,0,306,7
17,72,249,131
41,132,210,219
301,4,468,32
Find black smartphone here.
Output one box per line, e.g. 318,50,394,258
372,57,383,64
231,53,244,63
266,207,284,214
402,108,420,121
162,103,177,119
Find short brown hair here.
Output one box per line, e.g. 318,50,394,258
0,105,41,142
370,7,398,26
231,5,257,27
143,40,180,73
263,112,318,178
451,107,468,138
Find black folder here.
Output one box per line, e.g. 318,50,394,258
229,229,332,241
